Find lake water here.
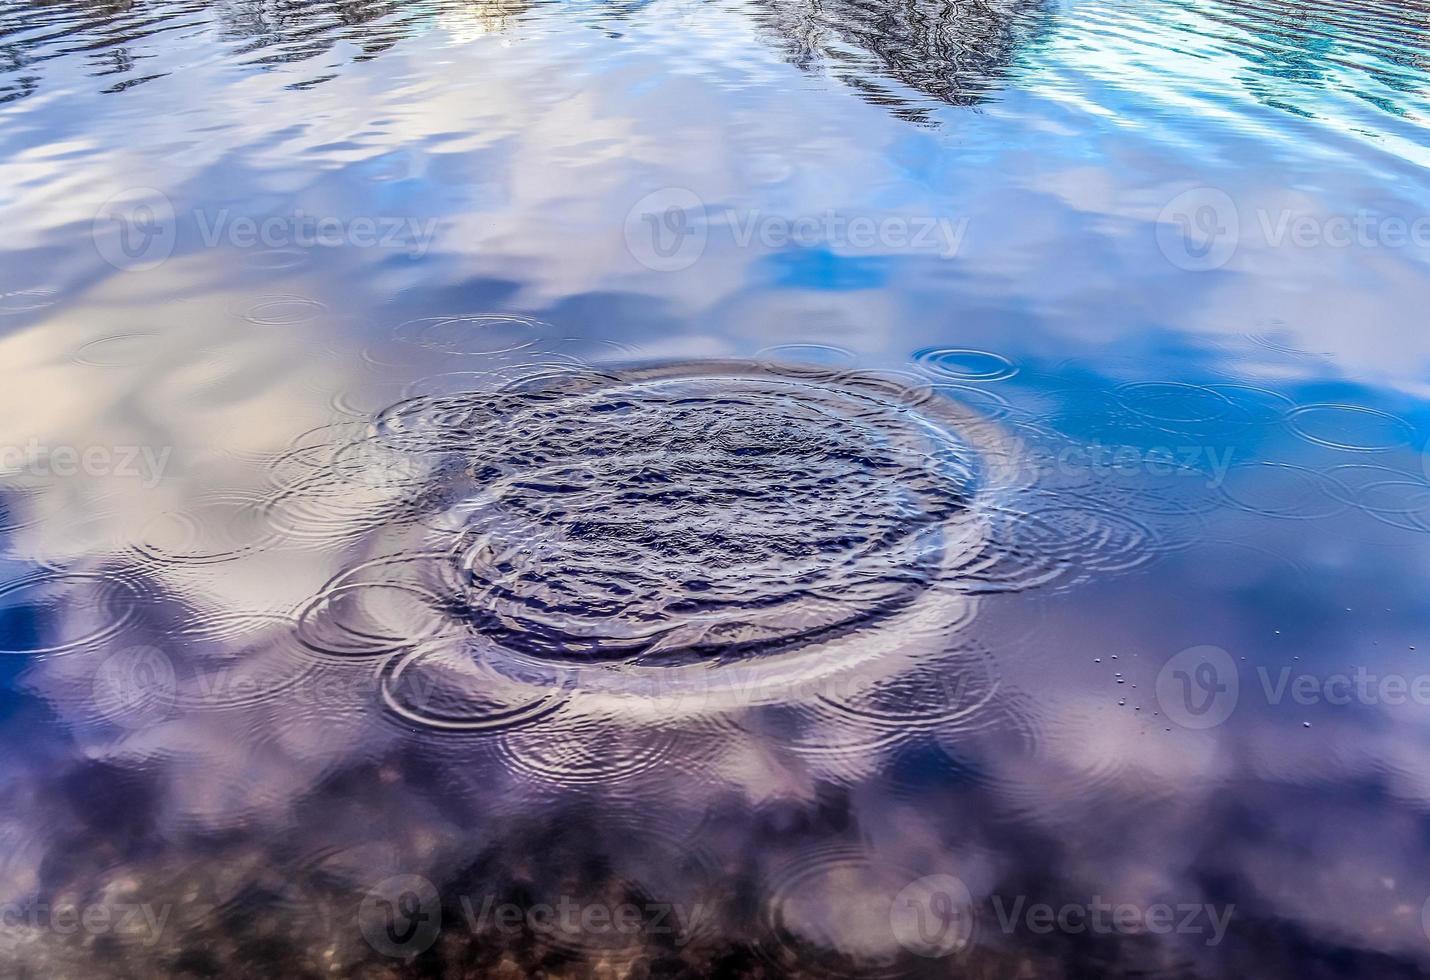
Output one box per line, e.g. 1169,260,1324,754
2,0,1430,974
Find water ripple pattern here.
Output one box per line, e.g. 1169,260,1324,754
265,360,1204,744
912,347,1019,383
287,364,994,688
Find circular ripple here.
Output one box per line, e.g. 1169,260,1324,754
955,499,1158,592
401,371,496,399
494,713,683,786
1115,381,1235,425
277,361,1164,730
1285,403,1415,452
928,383,1018,421
912,347,1017,382
0,289,57,315
398,359,590,400
172,609,296,647
328,381,418,420
393,314,542,355
296,556,453,659
1219,462,1350,520
263,421,373,487
0,482,43,534
762,847,973,977
547,337,640,362
238,294,326,326
813,644,1001,734
244,248,309,271
379,635,568,732
1178,538,1309,590
164,613,319,711
1207,383,1296,425
1245,333,1327,358
428,369,980,664
133,494,281,565
1088,477,1223,519
756,343,859,378
0,571,138,654
261,478,431,550
1022,502,1158,572
1320,462,1430,532
1347,480,1430,532
718,640,997,784
260,426,452,550
73,333,162,367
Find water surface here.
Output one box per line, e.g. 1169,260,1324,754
2,0,1430,974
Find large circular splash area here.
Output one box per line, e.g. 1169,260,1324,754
291,361,1016,697
398,369,980,664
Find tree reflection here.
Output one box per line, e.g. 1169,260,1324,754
0,0,536,101
753,0,1052,123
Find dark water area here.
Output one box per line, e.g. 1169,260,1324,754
2,0,1430,975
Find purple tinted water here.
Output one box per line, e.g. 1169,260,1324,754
1,0,1429,974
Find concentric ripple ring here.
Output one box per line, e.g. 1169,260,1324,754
302,361,1031,715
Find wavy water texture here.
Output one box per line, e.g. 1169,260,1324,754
1,0,1430,974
